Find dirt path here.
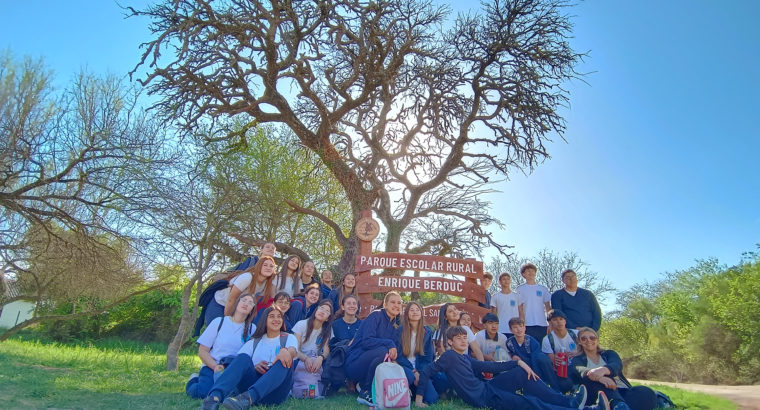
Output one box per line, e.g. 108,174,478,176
630,379,760,409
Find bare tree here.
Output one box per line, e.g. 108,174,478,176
130,0,585,269
0,53,176,338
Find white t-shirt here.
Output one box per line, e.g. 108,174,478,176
406,330,418,369
214,273,253,306
277,276,295,297
197,316,256,366
474,329,508,358
239,333,299,365
516,283,550,326
541,329,579,354
491,291,521,333
292,319,334,357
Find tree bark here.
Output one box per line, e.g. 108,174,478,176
165,276,197,371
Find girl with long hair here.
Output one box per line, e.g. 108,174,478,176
433,303,484,360
345,291,403,406
397,301,438,405
254,291,295,333
328,272,359,314
205,256,277,326
288,283,322,324
570,327,658,410
299,260,320,291
291,299,334,395
275,255,301,297
187,293,257,399
201,307,298,409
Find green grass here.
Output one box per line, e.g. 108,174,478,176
645,385,738,410
0,334,738,409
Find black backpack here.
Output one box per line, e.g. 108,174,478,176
192,279,230,337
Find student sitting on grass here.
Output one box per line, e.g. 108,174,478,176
291,300,334,394
415,326,610,410
274,255,302,297
345,291,403,406
187,293,257,399
433,303,484,360
206,255,276,326
396,301,438,405
202,307,298,410
327,272,358,315
288,283,322,323
507,317,561,392
254,291,296,333
570,327,658,410
331,294,362,343
542,310,580,393
474,313,509,361
458,311,476,334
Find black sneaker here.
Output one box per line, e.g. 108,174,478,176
584,391,610,410
570,384,588,408
201,395,220,410
356,389,373,406
221,391,253,410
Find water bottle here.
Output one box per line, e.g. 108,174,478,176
556,351,568,378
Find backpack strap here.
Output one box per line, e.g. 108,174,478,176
568,330,578,346
217,316,225,333
548,333,556,353
279,332,288,348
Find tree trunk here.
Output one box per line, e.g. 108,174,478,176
166,277,197,371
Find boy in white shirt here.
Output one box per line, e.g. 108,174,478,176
541,310,579,393
474,313,509,361
491,273,521,338
515,263,551,343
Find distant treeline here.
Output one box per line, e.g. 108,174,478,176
601,248,759,385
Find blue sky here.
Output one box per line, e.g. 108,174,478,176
3,1,758,308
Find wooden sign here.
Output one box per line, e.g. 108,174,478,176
355,252,483,279
357,274,485,303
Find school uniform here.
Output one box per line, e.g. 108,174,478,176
327,288,361,313
417,350,582,410
570,349,657,409
396,326,438,404
331,317,362,342
287,295,317,324
515,283,551,342
506,334,561,392
186,317,255,398
320,283,334,300
344,309,401,391
205,333,298,406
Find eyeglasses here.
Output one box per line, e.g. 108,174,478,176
275,299,290,305
580,335,598,342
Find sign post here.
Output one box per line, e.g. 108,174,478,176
354,211,490,327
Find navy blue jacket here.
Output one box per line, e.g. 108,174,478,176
396,325,434,373
417,349,518,408
331,317,362,343
569,349,631,388
505,334,542,364
327,288,360,313
287,296,317,324
346,309,401,361
550,287,602,331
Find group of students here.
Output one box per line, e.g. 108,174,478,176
187,247,655,410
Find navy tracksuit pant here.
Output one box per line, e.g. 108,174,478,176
186,365,214,398
483,367,577,410
207,353,293,406
344,346,387,391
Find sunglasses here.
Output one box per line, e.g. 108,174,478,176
580,335,598,342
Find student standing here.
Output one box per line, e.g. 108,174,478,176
415,326,609,410
479,272,494,309
345,291,403,406
491,272,521,338
516,263,552,342
201,307,298,410
187,293,257,399
551,269,602,331
397,301,438,405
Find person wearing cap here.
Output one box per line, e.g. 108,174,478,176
542,309,580,393
474,313,509,361
550,269,602,331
